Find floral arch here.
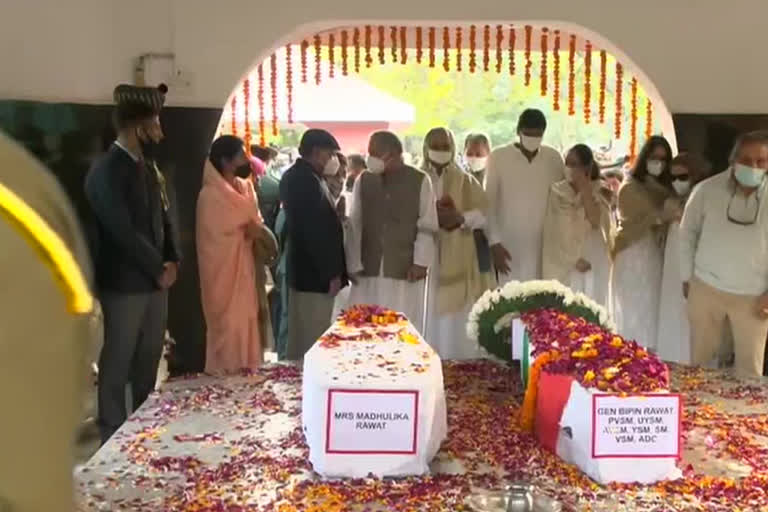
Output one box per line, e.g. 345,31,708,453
218,21,676,159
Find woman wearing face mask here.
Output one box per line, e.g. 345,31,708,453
197,135,277,374
609,135,678,351
542,144,614,306
421,127,495,359
463,132,491,183
656,153,709,363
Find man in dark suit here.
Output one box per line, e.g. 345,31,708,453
279,129,347,359
85,84,181,443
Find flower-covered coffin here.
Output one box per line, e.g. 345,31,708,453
302,305,447,478
521,309,683,485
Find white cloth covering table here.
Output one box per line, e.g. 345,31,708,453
302,316,447,478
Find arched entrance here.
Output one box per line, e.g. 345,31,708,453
216,21,676,160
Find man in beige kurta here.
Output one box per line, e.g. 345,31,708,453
0,132,94,511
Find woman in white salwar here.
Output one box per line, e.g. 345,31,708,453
422,128,495,359
656,153,710,363
542,144,613,306
609,136,680,351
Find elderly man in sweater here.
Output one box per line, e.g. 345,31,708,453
680,130,768,376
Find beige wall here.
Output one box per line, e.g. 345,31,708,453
2,0,767,115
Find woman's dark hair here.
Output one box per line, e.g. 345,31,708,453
631,135,673,183
209,135,244,173
568,143,600,180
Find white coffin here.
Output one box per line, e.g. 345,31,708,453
553,381,683,485
302,318,447,478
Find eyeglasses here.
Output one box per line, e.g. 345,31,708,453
726,189,761,226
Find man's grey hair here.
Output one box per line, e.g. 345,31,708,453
729,130,768,163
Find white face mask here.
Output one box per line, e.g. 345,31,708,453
646,159,664,177
323,154,340,176
520,135,542,152
671,179,691,196
428,149,452,166
466,156,488,172
366,155,386,174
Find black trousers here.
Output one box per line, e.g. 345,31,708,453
97,290,167,444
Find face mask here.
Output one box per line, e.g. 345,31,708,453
733,163,766,188
323,154,340,176
428,149,452,166
366,155,386,174
646,159,664,177
466,156,488,172
520,135,542,152
671,179,691,196
235,162,252,179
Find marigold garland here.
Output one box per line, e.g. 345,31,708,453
270,53,278,137
584,41,592,124
615,62,624,139
468,25,476,73
553,30,561,111
416,27,423,64
520,350,559,431
353,28,361,73
630,77,638,160
340,30,348,76
328,33,335,78
540,27,548,96
243,79,251,150
568,35,576,116
455,26,463,72
313,34,322,85
483,25,490,72
524,25,532,86
299,40,308,83
599,50,607,124
428,27,436,68
377,25,385,65
399,26,407,64
364,25,373,68
257,63,265,146
442,27,450,72
645,98,653,139
509,26,516,75
495,25,503,73
284,45,293,125
390,26,398,63
230,96,237,136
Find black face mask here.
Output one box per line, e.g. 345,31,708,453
235,162,253,179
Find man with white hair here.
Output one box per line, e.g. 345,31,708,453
680,130,768,376
345,131,438,331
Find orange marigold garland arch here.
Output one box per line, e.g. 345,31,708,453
524,25,532,86
257,63,265,145
229,24,666,151
455,26,463,72
553,30,561,111
540,27,548,97
469,25,476,73
584,41,592,124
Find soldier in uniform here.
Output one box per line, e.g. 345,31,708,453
85,84,182,443
0,131,94,511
